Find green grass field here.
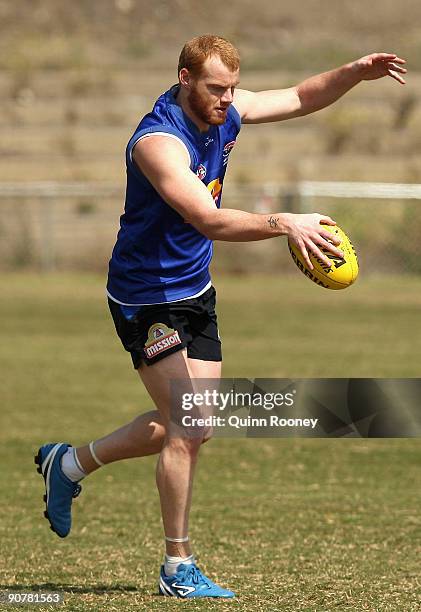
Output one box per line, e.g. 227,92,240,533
1,272,420,611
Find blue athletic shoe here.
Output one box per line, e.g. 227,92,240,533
159,563,235,598
34,443,82,538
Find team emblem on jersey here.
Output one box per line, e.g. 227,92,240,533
144,323,182,359
196,164,207,181
207,178,222,204
222,140,236,165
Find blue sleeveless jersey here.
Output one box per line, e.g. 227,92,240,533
107,85,241,305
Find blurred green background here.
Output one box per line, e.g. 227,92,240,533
1,0,421,273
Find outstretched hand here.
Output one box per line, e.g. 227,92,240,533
353,53,407,85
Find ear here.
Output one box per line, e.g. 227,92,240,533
179,68,191,89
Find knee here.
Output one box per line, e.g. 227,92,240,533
185,424,214,447
167,433,206,458
180,426,213,452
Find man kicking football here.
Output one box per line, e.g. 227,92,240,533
35,34,406,598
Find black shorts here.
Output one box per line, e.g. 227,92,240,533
108,286,222,368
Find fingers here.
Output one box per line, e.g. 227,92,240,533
299,233,344,270
313,234,343,257
318,216,343,248
298,241,314,270
377,55,407,83
319,229,338,242
300,236,341,268
303,238,332,268
390,57,406,65
292,213,345,269
318,215,336,226
389,61,407,73
388,61,407,84
373,53,406,63
314,233,344,258
389,70,406,85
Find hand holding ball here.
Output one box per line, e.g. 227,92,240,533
288,224,358,290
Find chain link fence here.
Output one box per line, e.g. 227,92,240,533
1,181,420,276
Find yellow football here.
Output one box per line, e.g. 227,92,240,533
288,224,359,290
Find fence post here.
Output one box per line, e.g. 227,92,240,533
39,196,55,271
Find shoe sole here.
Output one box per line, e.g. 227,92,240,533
34,446,67,538
158,578,174,597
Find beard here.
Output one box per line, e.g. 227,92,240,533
187,86,228,126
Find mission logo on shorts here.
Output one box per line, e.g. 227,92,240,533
144,323,182,359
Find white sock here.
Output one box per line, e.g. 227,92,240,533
60,447,86,482
164,554,195,577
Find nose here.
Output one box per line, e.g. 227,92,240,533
221,88,233,104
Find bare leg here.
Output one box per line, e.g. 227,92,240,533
76,410,165,474
76,379,213,476
138,350,221,559
74,348,220,561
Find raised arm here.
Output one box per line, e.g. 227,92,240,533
132,136,343,269
233,53,407,124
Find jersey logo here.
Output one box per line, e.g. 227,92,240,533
222,140,236,165
196,164,207,181
207,178,222,204
144,323,182,359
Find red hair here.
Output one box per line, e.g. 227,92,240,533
178,34,240,78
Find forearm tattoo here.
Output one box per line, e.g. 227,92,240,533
267,215,279,229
